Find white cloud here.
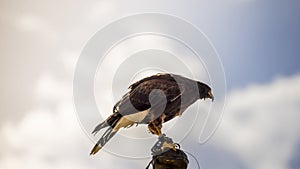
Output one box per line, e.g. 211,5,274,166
17,15,45,31
214,74,300,169
87,1,116,21
14,14,58,41
0,72,147,169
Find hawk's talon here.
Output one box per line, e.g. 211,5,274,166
151,133,182,156
162,142,177,152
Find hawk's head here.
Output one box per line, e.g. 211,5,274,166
197,82,214,101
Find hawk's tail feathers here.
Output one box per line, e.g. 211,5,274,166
92,113,122,135
90,127,117,155
91,121,108,135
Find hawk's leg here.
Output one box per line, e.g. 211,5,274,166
148,115,177,151
148,114,167,136
148,122,162,136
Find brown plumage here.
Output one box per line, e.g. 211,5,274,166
90,73,214,155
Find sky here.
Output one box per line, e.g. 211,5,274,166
0,0,300,169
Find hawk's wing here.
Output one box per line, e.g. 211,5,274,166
115,78,183,118
128,73,176,90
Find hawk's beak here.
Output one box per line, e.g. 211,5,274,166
208,90,214,102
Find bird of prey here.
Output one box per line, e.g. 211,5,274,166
90,73,214,155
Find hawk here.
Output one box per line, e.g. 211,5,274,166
90,73,214,155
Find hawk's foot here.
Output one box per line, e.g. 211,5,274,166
162,141,177,152
151,133,179,155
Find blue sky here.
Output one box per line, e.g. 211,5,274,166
193,0,300,89
0,0,300,169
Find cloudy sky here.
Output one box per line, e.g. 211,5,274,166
1,0,300,169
